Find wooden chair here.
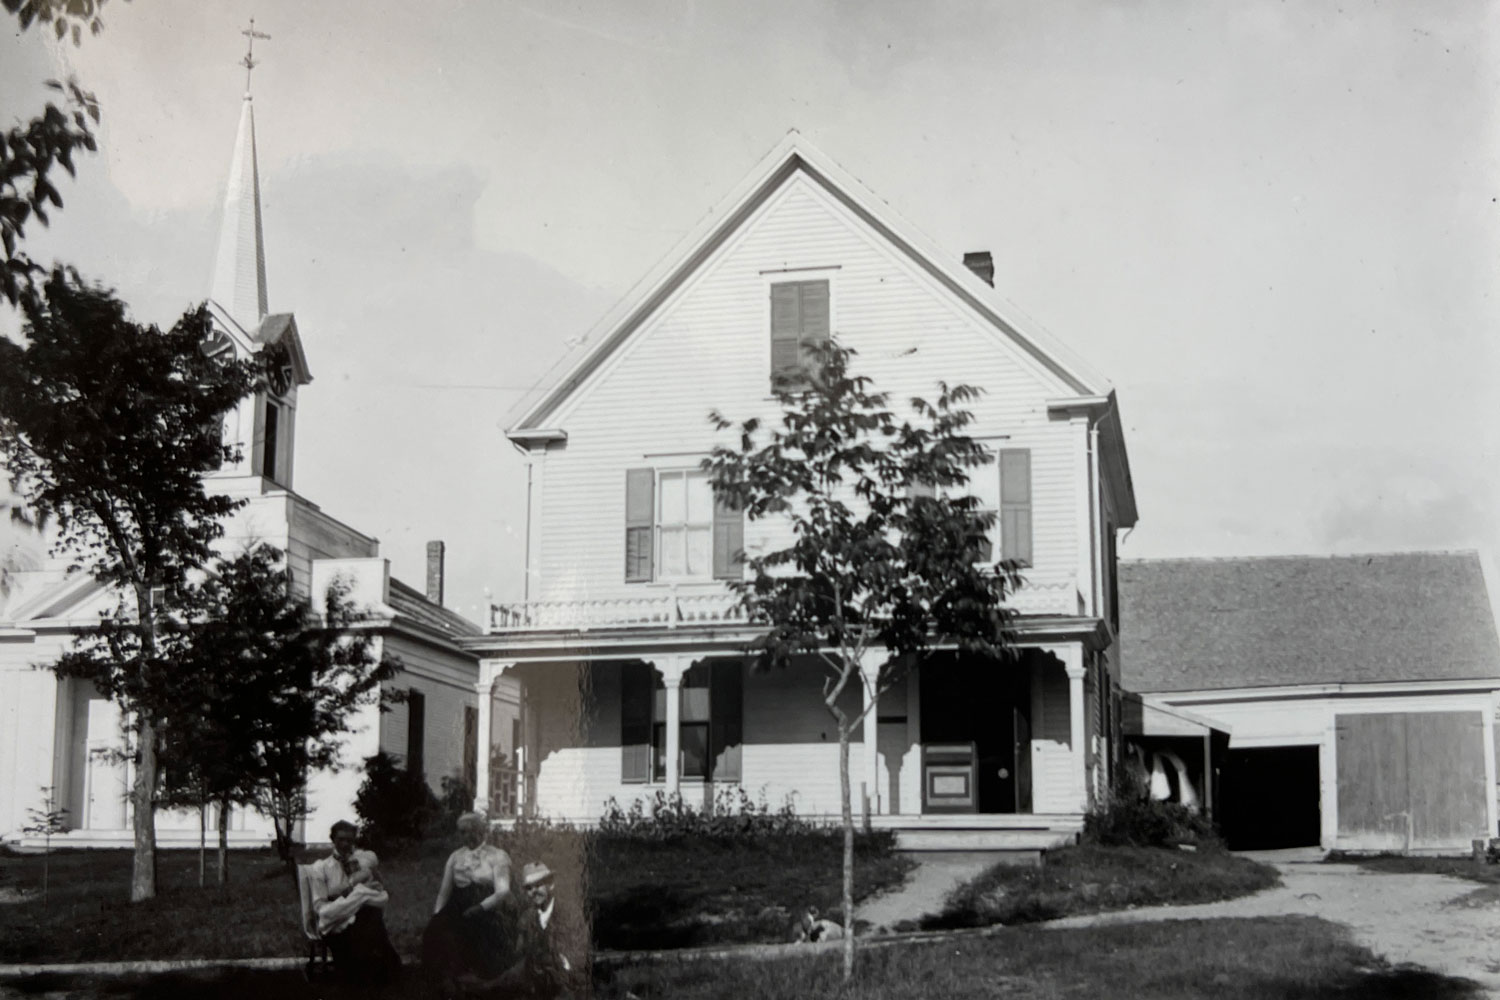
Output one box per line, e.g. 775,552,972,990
295,863,331,980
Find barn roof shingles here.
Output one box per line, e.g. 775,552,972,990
1118,552,1500,693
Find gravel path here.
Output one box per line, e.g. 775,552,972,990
1049,856,1500,996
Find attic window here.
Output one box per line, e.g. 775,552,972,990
770,280,829,386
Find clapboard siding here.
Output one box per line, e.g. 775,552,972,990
378,636,478,794
534,175,1083,606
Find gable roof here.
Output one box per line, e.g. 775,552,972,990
507,131,1115,437
387,577,481,639
1119,552,1500,693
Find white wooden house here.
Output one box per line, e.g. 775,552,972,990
1120,552,1500,854
0,92,481,849
465,134,1138,850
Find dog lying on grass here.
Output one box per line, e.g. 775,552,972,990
793,907,845,943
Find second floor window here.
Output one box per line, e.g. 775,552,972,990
625,467,744,583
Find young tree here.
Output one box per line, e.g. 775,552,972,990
704,342,1025,979
187,544,402,871
1,272,261,901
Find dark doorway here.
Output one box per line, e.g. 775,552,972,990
919,654,1031,813
1221,745,1321,850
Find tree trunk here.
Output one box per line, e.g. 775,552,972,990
129,719,158,902
839,721,855,980
198,799,206,887
217,795,230,885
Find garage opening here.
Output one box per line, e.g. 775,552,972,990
1220,745,1320,850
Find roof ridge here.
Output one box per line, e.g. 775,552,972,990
1121,549,1480,566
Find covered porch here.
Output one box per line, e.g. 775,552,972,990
464,612,1111,849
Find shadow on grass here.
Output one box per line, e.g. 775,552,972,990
3,919,1485,1000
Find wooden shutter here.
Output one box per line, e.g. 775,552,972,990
406,689,426,778
712,498,744,580
621,662,653,783
710,660,744,782
770,283,802,379
462,706,478,794
799,280,829,355
625,468,655,582
1000,448,1032,566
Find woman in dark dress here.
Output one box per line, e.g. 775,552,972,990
421,813,516,993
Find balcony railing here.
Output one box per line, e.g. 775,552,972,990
489,578,1083,633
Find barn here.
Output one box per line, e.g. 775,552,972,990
1119,552,1500,854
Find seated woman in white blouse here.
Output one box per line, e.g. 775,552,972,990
421,812,515,989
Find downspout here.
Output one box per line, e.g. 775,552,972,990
1088,423,1102,618
522,458,534,602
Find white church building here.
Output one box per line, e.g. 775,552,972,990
0,83,483,849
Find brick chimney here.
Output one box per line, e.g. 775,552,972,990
425,540,445,606
963,251,995,287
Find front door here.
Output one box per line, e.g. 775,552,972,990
919,654,1031,814
83,696,129,830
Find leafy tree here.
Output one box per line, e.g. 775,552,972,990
1,273,261,901
704,342,1025,979
186,544,402,870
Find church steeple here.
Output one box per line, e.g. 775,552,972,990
209,20,271,333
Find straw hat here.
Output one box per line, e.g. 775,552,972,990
521,861,554,887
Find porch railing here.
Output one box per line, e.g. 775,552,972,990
487,766,536,819
489,578,1083,633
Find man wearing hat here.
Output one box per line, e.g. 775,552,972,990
479,861,583,998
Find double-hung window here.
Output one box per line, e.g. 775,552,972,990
625,468,744,582
621,661,743,783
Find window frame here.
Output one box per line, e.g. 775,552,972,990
653,467,716,583
765,271,837,390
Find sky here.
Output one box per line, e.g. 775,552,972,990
2,0,1497,627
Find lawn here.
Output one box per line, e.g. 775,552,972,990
920,844,1279,930
0,828,912,963
1,917,1481,999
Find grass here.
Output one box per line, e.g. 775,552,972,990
0,829,912,963
0,917,1481,999
920,844,1280,930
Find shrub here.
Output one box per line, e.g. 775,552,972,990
1083,791,1218,849
598,787,829,841
352,752,439,853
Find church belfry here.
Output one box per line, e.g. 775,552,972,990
206,19,311,492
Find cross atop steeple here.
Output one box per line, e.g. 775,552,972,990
240,17,270,97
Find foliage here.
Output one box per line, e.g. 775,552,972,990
21,784,69,904
432,773,475,835
0,275,262,901
1082,791,1220,849
353,753,438,855
703,340,1024,975
923,843,1278,931
3,0,119,43
2,0,108,310
598,787,821,841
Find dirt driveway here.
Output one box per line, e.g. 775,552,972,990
1047,850,1500,996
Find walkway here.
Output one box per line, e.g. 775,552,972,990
854,850,1017,930
1049,852,1500,998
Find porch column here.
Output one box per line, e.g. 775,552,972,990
1064,649,1088,811
656,656,692,796
857,651,881,816
473,660,504,814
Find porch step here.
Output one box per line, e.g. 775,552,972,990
894,827,1076,853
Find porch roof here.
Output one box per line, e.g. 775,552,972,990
458,614,1109,661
